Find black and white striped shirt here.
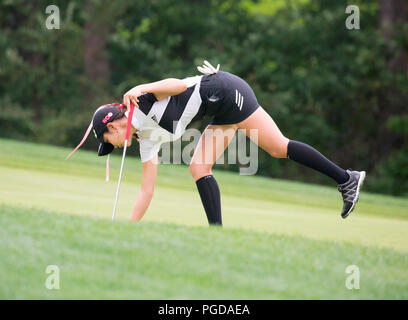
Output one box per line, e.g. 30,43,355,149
125,75,203,162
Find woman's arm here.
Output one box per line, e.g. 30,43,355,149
129,155,158,221
123,78,187,108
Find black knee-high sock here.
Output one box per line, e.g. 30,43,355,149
195,175,222,226
286,140,349,184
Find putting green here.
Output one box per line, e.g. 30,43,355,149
1,138,407,299
0,138,407,252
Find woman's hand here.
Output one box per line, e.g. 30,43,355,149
129,156,158,221
123,86,143,111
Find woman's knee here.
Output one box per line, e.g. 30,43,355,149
268,136,290,159
189,162,213,181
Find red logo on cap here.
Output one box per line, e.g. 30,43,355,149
102,112,113,124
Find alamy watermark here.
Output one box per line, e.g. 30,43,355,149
45,265,60,290
45,5,60,30
150,127,259,175
345,265,360,290
345,5,360,30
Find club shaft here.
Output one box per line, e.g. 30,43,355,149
112,141,128,220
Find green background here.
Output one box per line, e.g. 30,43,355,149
0,0,407,300
1,0,407,196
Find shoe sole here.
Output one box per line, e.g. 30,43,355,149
342,171,366,219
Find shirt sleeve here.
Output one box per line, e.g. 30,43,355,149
138,93,157,112
142,92,157,102
139,137,162,163
129,92,158,116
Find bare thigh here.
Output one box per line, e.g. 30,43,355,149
190,124,237,181
237,106,289,158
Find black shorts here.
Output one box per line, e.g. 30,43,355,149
199,71,260,125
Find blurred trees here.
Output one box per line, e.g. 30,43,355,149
0,0,407,196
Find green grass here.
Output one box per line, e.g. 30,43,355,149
1,205,407,299
0,138,407,299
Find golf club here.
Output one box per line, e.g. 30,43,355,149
112,102,135,220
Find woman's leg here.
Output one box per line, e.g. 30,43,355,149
190,124,238,226
236,106,366,218
236,106,350,184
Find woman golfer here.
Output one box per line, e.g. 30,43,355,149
68,61,365,225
